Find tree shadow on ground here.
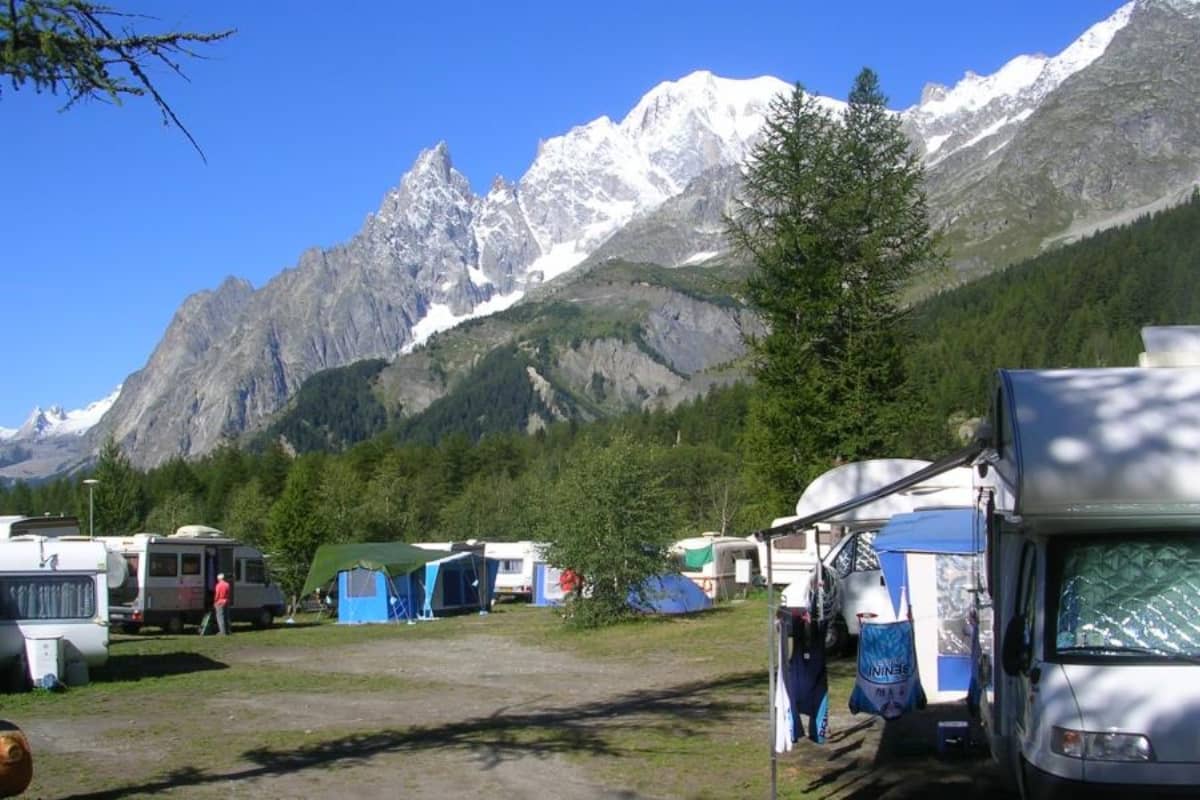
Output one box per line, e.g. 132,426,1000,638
91,652,228,683
59,670,763,799
803,703,1011,800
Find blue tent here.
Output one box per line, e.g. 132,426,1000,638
628,573,713,615
873,507,984,702
334,550,498,624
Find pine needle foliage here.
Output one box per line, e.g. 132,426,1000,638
728,69,941,498
1,0,234,159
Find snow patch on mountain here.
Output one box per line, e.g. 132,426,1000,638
401,290,523,355
1,385,121,442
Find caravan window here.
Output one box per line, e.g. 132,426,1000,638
775,533,807,550
0,575,96,620
180,554,202,576
149,553,178,577
243,559,266,584
499,559,523,574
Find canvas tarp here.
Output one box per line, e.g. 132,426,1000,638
303,542,451,596
682,544,714,570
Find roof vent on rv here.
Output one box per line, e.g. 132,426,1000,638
1138,325,1200,367
172,524,225,539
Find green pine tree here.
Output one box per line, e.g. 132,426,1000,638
728,69,941,502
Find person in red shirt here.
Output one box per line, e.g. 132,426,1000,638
214,573,232,636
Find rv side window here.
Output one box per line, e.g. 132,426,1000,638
0,575,96,620
149,553,179,577
499,560,522,574
817,530,839,547
243,559,266,584
775,533,807,550
180,554,202,576
1017,543,1037,654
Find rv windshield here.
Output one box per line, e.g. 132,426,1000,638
1051,533,1200,660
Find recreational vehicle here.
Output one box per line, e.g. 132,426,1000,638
483,541,547,599
0,526,117,680
0,515,87,540
671,533,760,600
974,359,1200,797
101,525,285,633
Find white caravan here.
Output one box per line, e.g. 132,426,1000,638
102,525,285,633
671,533,760,600
782,461,976,652
483,541,546,599
974,360,1200,797
0,521,118,678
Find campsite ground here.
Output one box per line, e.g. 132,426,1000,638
7,598,1010,799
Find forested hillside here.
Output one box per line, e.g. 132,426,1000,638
905,189,1200,426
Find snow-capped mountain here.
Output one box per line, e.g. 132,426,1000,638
903,3,1135,168
5,0,1196,477
0,387,120,442
84,70,809,469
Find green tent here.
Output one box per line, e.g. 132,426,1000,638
302,542,450,596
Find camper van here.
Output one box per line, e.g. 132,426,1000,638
671,533,759,600
974,360,1200,797
102,525,285,633
483,541,546,599
0,519,117,678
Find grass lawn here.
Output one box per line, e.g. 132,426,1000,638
5,595,1002,799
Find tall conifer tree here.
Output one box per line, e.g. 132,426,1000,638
729,69,940,506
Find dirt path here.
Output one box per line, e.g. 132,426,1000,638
16,617,1009,799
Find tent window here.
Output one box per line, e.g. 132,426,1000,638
347,568,377,598
149,553,178,577
775,533,807,550
0,575,96,620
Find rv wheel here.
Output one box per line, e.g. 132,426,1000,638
254,608,274,629
164,616,184,635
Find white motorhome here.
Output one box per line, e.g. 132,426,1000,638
783,461,976,652
102,525,285,633
0,519,117,680
483,541,546,599
671,533,760,600
974,358,1200,797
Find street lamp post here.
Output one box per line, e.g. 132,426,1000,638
82,479,99,539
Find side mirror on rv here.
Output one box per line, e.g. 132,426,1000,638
1000,614,1029,676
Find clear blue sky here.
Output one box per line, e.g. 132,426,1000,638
0,0,1129,429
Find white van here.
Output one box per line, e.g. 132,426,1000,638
0,532,116,678
975,364,1200,797
102,525,285,633
483,541,546,599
